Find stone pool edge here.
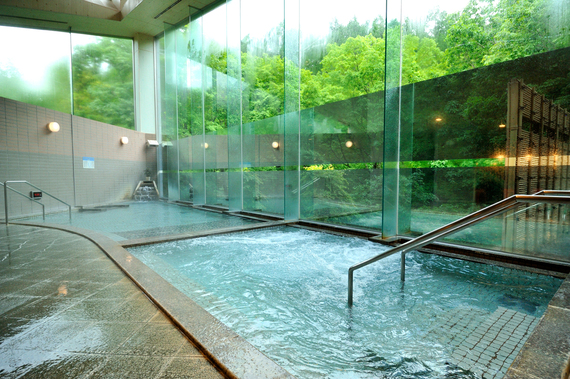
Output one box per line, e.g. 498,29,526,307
14,221,296,379
504,274,570,379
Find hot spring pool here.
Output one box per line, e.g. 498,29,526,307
128,227,562,378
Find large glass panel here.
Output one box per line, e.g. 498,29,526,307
202,5,229,207
174,26,191,202
298,0,386,229
72,34,134,129
242,117,285,215
0,26,71,113
241,0,286,216
188,17,206,205
162,23,186,201
284,0,300,221
396,0,570,238
227,0,243,212
156,35,167,197
433,201,570,263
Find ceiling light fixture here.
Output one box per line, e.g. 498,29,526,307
154,0,183,19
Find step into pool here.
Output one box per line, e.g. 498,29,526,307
128,227,562,378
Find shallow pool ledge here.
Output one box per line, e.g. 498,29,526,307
504,274,570,379
15,221,296,379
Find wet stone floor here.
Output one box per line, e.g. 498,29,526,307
0,224,224,379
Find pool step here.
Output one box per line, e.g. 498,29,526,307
133,180,159,201
449,307,539,379
425,306,488,346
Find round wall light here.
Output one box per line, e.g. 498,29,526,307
345,140,353,148
120,136,129,145
204,142,209,149
272,141,279,149
47,122,60,133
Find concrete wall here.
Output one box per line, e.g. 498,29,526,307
134,33,156,134
0,96,157,221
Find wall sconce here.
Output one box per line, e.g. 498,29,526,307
120,136,129,145
499,123,506,128
345,140,353,148
47,122,60,132
204,142,209,149
272,141,279,149
146,140,159,147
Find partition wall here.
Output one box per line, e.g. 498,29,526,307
157,0,570,250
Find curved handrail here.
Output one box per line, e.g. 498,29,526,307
3,181,72,224
348,191,570,306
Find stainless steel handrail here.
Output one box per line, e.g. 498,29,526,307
348,191,570,306
3,181,72,224
1,182,46,222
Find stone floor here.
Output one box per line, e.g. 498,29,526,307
0,224,225,379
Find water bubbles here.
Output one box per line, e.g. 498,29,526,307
134,185,158,202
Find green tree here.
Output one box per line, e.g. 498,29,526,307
72,37,134,129
444,0,496,73
483,0,551,65
316,35,386,101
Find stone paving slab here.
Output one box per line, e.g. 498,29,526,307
11,221,296,379
0,224,225,379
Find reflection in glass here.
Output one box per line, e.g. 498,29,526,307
0,26,71,113
157,0,570,257
72,34,134,129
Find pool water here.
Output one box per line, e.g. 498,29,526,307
129,227,562,378
20,201,257,241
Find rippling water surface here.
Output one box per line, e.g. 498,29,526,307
129,227,561,378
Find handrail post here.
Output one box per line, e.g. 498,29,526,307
4,182,8,225
348,268,354,307
3,180,72,222
401,252,405,282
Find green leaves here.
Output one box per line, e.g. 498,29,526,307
72,37,134,129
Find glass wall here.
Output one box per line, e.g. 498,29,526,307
158,0,570,246
0,26,71,113
71,34,134,129
397,0,570,246
0,26,135,129
298,0,386,228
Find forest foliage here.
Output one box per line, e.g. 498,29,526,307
183,0,569,137
0,34,134,129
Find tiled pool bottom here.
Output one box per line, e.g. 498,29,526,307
20,201,258,241
128,227,562,379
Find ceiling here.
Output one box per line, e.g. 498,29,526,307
0,0,220,38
